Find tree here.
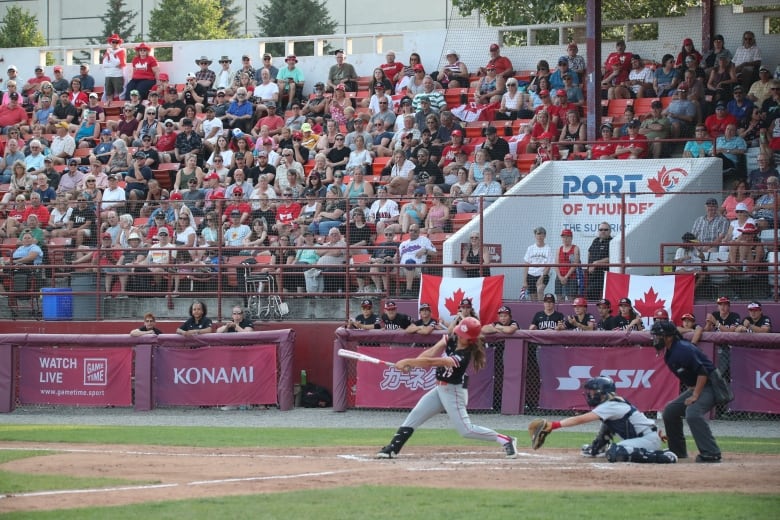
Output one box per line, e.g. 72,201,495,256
219,0,243,38
452,0,699,28
256,0,338,58
0,6,46,49
87,0,138,46
148,0,229,60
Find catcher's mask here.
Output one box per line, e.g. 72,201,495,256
583,376,616,407
650,320,677,351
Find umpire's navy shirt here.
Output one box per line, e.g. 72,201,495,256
664,338,715,387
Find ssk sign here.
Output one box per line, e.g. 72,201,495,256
537,346,678,411
154,345,277,406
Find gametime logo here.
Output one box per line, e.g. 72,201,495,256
556,365,655,390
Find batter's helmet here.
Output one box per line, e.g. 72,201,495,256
653,308,669,320
583,376,616,407
573,297,587,307
455,316,482,340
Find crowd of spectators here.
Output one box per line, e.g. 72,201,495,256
1,34,777,305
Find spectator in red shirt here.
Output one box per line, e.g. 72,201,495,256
381,50,405,85
591,123,618,159
615,119,649,159
252,101,285,138
274,188,301,236
21,66,51,98
22,192,50,228
704,102,738,138
477,43,514,80
0,92,28,128
125,43,159,100
222,187,252,224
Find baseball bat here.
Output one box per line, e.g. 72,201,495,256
337,348,395,367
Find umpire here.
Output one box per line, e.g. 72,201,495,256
650,320,722,463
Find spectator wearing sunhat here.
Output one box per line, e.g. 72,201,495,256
704,296,740,332
728,220,764,269
194,56,216,90
215,56,233,91
437,49,469,89
125,43,159,101
276,54,304,110
102,34,126,105
348,299,379,330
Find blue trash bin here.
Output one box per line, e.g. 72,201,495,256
41,287,73,320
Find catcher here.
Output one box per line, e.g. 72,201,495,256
528,376,677,463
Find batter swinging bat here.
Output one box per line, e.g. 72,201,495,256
337,349,395,367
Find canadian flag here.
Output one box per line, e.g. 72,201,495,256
604,272,695,327
419,274,504,322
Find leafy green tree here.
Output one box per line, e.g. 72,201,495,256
219,0,243,38
0,6,46,49
87,0,138,45
148,0,229,60
256,0,338,57
452,0,699,28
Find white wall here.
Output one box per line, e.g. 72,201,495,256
443,158,723,299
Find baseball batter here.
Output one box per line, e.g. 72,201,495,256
530,376,677,463
377,317,517,459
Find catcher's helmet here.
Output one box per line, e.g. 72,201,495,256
583,376,616,407
573,297,588,307
455,316,482,341
653,308,669,320
650,320,677,336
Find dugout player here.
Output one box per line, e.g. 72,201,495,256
481,305,519,334
655,308,703,345
563,297,596,331
595,298,618,330
613,297,644,330
407,302,444,334
529,293,565,330
348,299,379,330
216,306,255,332
130,313,163,336
445,298,478,335
176,300,213,336
542,376,677,463
375,300,413,330
736,301,772,333
651,320,722,462
376,317,517,459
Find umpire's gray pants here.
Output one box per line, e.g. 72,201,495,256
662,384,721,459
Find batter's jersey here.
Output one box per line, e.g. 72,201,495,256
531,311,564,330
593,397,657,440
435,337,470,385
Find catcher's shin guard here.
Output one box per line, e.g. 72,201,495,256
606,444,630,462
628,448,678,464
377,427,414,459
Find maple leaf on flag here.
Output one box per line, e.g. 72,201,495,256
634,287,666,317
444,288,466,317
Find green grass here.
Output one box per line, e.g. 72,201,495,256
1,425,779,519
1,425,779,453
2,487,779,520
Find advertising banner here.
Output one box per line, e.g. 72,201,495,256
731,347,780,413
154,346,277,406
537,346,678,411
19,347,133,406
355,345,494,409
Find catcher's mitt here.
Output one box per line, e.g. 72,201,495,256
528,418,552,450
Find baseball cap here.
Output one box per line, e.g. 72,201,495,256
556,89,566,97
309,172,320,179
230,209,241,216
400,97,412,106
413,63,424,72
130,89,140,96
685,55,697,63
561,229,573,237
419,302,431,310
705,198,718,206
186,72,196,79
716,296,730,304
158,73,169,81
256,150,268,157
596,298,611,307
232,187,243,196
543,293,556,303
134,151,147,159
89,92,99,99
681,313,695,321
715,102,726,110
558,56,569,65
747,301,762,310
759,66,770,73
539,89,550,97
101,129,112,135
498,305,511,314
683,38,693,45
733,85,743,93
628,118,641,128
374,82,385,90
738,222,758,234
301,123,312,132
181,118,193,126
451,129,462,137
9,92,19,100
384,301,397,310
459,298,472,308
361,299,373,308
489,43,499,51
164,119,175,126
735,202,750,213
102,232,112,239
170,192,183,201
618,297,632,306
266,100,277,108
156,228,169,236
53,65,63,72
44,156,53,163
128,232,141,241
7,65,17,72
205,172,219,181
631,54,641,61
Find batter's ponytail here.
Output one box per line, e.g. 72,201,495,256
469,337,486,371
